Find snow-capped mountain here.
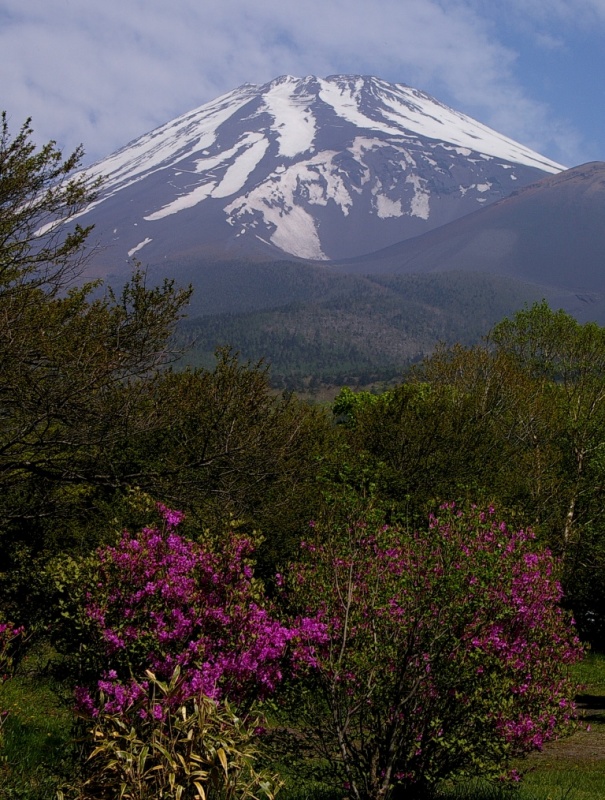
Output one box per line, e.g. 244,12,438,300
74,75,564,272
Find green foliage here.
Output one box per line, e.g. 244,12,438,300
59,667,282,800
489,301,605,546
178,271,545,390
0,111,99,289
332,387,382,428
103,349,335,574
0,114,195,624
41,551,103,686
0,267,192,624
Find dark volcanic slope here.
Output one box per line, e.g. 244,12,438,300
333,163,605,301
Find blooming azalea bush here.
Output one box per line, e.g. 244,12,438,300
72,503,323,716
284,504,583,800
58,504,324,799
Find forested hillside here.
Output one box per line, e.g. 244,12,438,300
178,271,548,389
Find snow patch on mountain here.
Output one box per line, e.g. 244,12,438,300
261,79,317,158
405,174,430,219
375,194,403,219
145,183,215,220
128,237,152,257
213,134,269,197
266,204,325,260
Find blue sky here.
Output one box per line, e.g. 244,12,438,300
1,0,604,169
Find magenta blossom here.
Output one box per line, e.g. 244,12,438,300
76,509,326,718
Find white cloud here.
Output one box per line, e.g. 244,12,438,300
533,31,566,50
0,0,597,167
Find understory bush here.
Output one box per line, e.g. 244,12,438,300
283,504,583,800
0,620,24,748
54,504,323,800
59,667,282,800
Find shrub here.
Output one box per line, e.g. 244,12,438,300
70,505,320,713
59,505,323,799
285,504,583,800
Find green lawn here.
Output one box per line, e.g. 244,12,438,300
0,648,75,800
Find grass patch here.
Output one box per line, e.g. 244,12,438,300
572,651,605,695
280,786,344,800
439,776,601,799
0,648,76,800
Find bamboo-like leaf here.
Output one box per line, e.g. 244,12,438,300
217,746,229,774
138,744,149,771
152,741,173,762
191,768,210,780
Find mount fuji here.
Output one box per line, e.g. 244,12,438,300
73,75,564,277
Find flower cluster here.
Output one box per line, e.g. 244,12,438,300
77,504,324,718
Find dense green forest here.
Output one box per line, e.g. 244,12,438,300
2,116,605,799
176,269,549,390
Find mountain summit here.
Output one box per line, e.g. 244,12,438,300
76,75,564,272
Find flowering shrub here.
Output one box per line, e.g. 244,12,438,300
285,505,583,800
75,505,322,716
63,505,325,799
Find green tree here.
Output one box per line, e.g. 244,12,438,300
0,114,189,504
104,350,335,575
0,116,191,620
490,301,605,548
489,302,605,644
0,112,98,289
